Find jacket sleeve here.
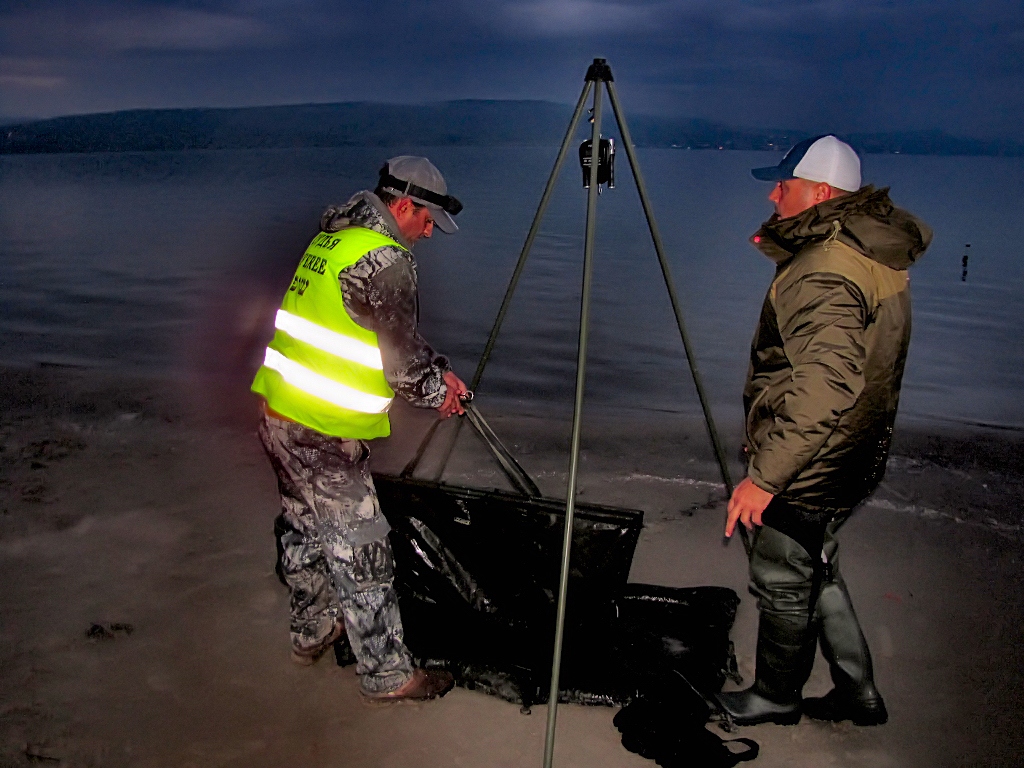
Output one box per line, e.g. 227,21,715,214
748,272,868,494
363,257,451,409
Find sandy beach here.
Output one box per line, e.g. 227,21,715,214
2,364,1024,768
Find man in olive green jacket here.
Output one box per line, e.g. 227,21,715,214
717,136,932,727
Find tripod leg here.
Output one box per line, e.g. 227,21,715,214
399,418,442,478
402,80,594,482
469,79,594,391
604,80,749,556
543,76,604,768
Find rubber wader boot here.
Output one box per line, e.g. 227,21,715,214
804,577,888,725
716,611,814,726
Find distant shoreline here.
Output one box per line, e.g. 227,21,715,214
3,100,1022,157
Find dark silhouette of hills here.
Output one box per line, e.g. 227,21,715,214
2,100,1021,156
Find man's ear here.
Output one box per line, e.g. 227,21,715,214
815,182,835,203
388,197,408,219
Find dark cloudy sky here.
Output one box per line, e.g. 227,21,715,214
1,0,1022,138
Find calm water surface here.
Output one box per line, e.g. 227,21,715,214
1,146,1022,432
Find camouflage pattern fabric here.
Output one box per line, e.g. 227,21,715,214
259,413,414,694
320,191,451,409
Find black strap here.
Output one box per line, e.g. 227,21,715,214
724,738,760,764
378,168,463,215
760,497,833,622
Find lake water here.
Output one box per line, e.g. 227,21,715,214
1,146,1022,433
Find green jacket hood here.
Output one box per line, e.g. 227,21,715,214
751,185,933,270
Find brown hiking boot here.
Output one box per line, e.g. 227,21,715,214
290,622,345,666
360,668,454,703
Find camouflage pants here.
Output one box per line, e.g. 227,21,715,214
258,414,414,693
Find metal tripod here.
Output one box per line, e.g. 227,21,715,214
402,58,746,767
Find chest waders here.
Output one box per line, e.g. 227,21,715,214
717,501,886,727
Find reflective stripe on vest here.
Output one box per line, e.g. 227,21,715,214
250,227,403,439
261,348,391,414
274,309,384,371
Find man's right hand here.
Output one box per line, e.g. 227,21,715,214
725,477,775,538
436,371,468,418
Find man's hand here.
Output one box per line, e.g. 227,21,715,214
725,477,775,538
436,371,469,418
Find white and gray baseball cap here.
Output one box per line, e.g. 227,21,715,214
751,135,861,193
377,155,462,234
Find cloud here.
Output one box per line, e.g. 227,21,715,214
481,0,924,43
0,74,66,89
0,57,67,90
498,0,668,35
0,0,1021,137
81,7,276,52
696,0,874,29
0,4,281,55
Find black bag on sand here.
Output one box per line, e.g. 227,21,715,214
370,475,741,709
362,475,756,764
614,695,759,767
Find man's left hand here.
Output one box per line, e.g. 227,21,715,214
725,477,775,538
437,371,469,418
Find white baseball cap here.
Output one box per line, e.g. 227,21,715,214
377,156,462,234
751,135,861,192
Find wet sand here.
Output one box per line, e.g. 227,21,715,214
2,365,1024,767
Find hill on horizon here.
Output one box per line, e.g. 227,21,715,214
2,100,1021,157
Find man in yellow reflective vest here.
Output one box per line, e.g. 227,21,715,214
252,156,468,701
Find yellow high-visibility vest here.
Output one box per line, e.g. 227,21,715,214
251,227,401,439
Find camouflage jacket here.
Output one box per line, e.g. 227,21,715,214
745,186,932,513
319,191,450,409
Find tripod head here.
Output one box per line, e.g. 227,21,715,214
585,58,614,82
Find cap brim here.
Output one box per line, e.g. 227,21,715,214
751,165,794,182
426,205,458,234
